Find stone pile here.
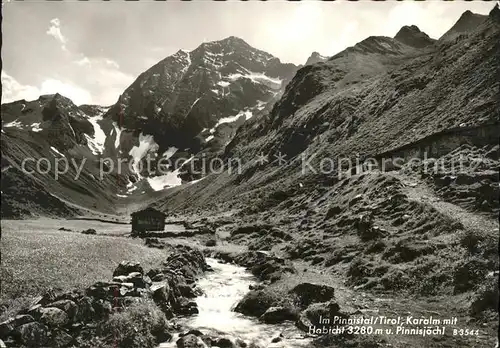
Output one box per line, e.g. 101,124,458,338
0,244,209,347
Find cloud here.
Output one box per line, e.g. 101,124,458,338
74,56,91,67
46,18,68,51
71,55,134,105
48,17,135,105
39,79,92,105
1,71,41,103
2,71,92,105
3,17,134,106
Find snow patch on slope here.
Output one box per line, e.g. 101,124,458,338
4,120,23,128
187,97,201,115
180,50,191,74
206,109,254,136
217,110,253,126
147,156,194,191
226,72,282,90
31,123,42,132
163,147,178,159
147,171,183,191
113,122,122,149
50,146,65,157
128,133,159,177
85,115,106,155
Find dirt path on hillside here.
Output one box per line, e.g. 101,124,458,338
390,172,498,235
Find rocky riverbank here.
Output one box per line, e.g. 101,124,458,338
204,250,370,345
0,244,210,348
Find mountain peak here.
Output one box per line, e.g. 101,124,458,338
305,51,328,66
439,10,487,41
39,93,73,105
201,36,250,49
394,25,435,48
222,36,247,44
490,3,500,22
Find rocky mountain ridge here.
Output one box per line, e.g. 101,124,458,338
1,37,300,217
1,8,498,218
153,6,499,215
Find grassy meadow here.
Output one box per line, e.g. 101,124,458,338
0,218,170,321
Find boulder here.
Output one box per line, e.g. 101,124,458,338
81,228,96,235
249,284,265,291
49,329,73,347
271,336,282,343
151,284,174,318
0,321,13,340
39,307,69,327
47,300,78,323
289,283,335,308
176,299,198,316
205,239,217,247
75,296,96,322
35,288,68,306
296,301,342,332
178,283,198,298
113,261,144,277
259,306,297,324
24,305,43,320
113,272,150,289
234,290,279,317
13,322,49,347
0,315,34,338
145,237,165,248
214,337,235,348
86,281,123,300
180,329,204,337
176,333,208,348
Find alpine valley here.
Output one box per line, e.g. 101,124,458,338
1,5,499,348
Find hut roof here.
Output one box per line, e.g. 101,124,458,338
131,207,166,218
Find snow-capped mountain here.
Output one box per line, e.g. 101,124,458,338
3,5,497,219
102,36,298,188
1,37,299,216
106,36,296,148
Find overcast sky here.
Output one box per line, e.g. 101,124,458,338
1,1,495,106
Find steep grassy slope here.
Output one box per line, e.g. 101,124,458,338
155,7,499,214
150,8,500,328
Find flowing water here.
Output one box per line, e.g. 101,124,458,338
160,258,311,347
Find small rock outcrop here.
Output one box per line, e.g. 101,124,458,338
259,306,297,324
234,289,281,317
211,250,295,282
289,282,335,308
113,261,145,277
